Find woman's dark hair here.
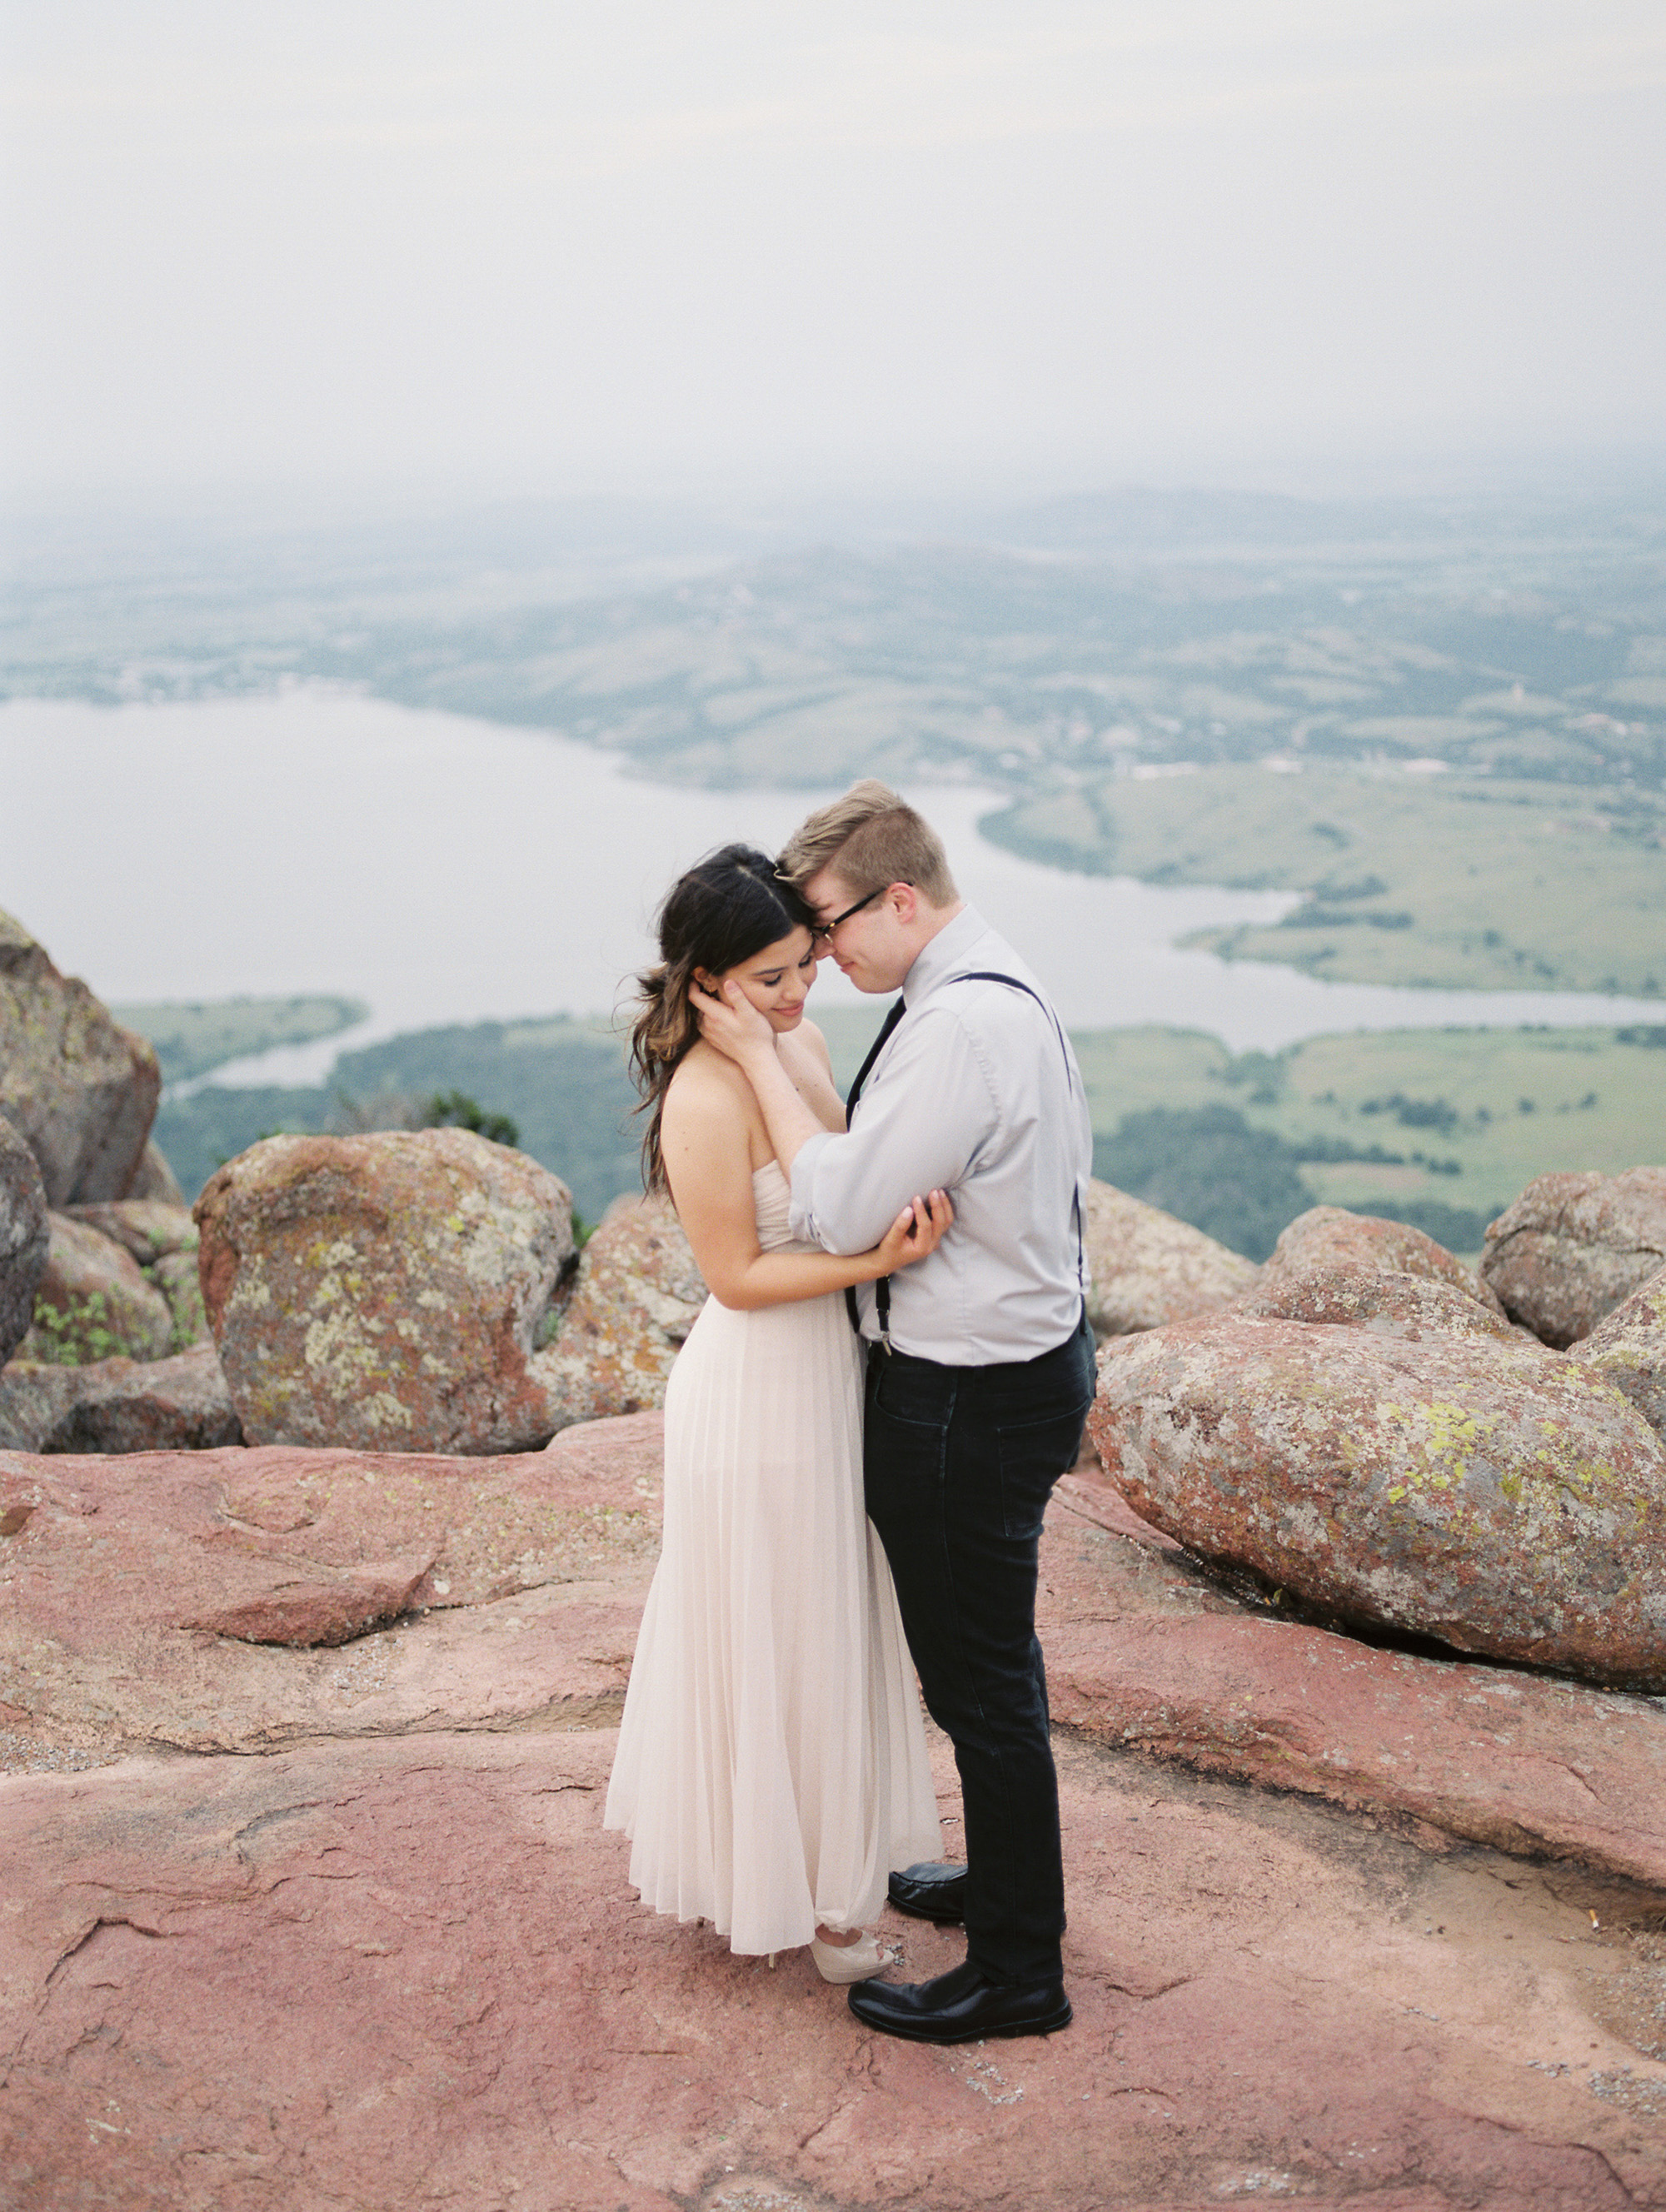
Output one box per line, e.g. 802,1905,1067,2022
629,843,816,1190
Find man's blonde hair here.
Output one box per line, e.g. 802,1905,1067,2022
776,779,958,906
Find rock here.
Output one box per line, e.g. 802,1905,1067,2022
1242,1261,1522,1345
0,1413,665,1756
1082,1177,1259,1338
1044,1467,1666,1888
1086,1313,1666,1689
530,1189,706,1425
0,1117,49,1364
0,908,161,1206
1,1726,1660,2210
125,1136,188,1205
1572,1263,1666,1440
1482,1166,1666,1347
195,1128,576,1452
62,1199,206,1348
12,1212,174,1366
1260,1203,1507,1318
0,1343,243,1453
62,1197,198,1264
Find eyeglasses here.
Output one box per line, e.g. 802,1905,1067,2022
810,884,888,945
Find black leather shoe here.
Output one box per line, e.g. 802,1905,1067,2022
848,1959,1072,2045
887,1860,968,1923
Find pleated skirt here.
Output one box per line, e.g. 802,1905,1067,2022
603,1283,940,1954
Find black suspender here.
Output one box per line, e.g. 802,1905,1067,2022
844,971,1086,1353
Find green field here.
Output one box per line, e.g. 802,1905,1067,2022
140,996,1663,1266
1073,1022,1666,1257
984,765,1665,998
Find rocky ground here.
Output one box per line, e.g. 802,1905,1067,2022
4,1417,1665,2211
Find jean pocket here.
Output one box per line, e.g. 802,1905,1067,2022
872,1360,955,1432
995,1402,1091,1541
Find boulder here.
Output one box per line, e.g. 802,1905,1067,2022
0,1343,243,1454
1260,1203,1506,1318
12,1213,174,1366
1082,1177,1258,1338
62,1197,198,1264
1571,1262,1666,1440
0,908,160,1205
0,1117,49,1364
125,1136,188,1205
1086,1312,1666,1689
1482,1166,1666,1346
62,1198,206,1348
530,1189,706,1426
1241,1262,1521,1346
195,1129,576,1453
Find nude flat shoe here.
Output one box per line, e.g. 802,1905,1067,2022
811,1931,890,1985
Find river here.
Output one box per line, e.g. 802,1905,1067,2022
5,688,1660,1078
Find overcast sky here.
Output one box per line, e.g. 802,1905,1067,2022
3,0,1663,505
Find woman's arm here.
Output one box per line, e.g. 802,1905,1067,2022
661,1066,947,1312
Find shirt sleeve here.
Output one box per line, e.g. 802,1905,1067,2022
788,1006,1000,1253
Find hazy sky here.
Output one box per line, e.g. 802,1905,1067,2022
3,1,1663,502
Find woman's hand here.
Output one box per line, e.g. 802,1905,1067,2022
874,1188,955,1275
692,978,776,1071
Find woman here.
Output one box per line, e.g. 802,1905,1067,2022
604,844,945,1982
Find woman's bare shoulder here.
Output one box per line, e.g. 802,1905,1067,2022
664,1044,766,1135
794,1018,835,1072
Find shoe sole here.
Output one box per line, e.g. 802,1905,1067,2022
850,2000,1073,2045
887,1897,966,1925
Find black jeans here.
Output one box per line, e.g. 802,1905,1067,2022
863,1306,1096,1985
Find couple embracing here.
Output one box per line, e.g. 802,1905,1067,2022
604,780,1096,2044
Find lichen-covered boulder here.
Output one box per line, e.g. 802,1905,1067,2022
1571,1263,1666,1440
1083,1178,1258,1339
1,1116,50,1363
1481,1168,1666,1347
1087,1313,1666,1689
62,1198,198,1265
529,1190,706,1427
1260,1205,1506,1318
0,909,161,1205
0,1341,242,1453
13,1213,174,1366
64,1199,206,1348
195,1129,575,1452
1241,1263,1521,1347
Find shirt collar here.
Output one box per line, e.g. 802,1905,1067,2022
901,905,990,1007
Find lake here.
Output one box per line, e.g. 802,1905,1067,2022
5,688,1661,1077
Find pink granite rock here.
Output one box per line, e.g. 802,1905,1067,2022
0,1412,664,1756
1483,1166,1666,1347
1242,1260,1522,1344
1572,1262,1666,1440
0,1726,1658,2211
1261,1203,1507,1317
195,1128,576,1452
1087,1313,1666,1688
124,1135,187,1204
62,1197,198,1264
13,1211,174,1365
530,1188,706,1424
0,1341,242,1453
0,907,161,1205
0,1115,48,1363
1083,1177,1259,1338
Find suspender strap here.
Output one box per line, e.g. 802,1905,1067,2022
849,972,1085,1353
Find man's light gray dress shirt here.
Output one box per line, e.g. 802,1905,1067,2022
788,906,1093,1365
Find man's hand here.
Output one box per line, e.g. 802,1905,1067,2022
692,978,777,1069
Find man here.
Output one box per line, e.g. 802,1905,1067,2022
696,778,1095,2044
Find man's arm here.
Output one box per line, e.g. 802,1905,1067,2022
791,1009,996,1253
